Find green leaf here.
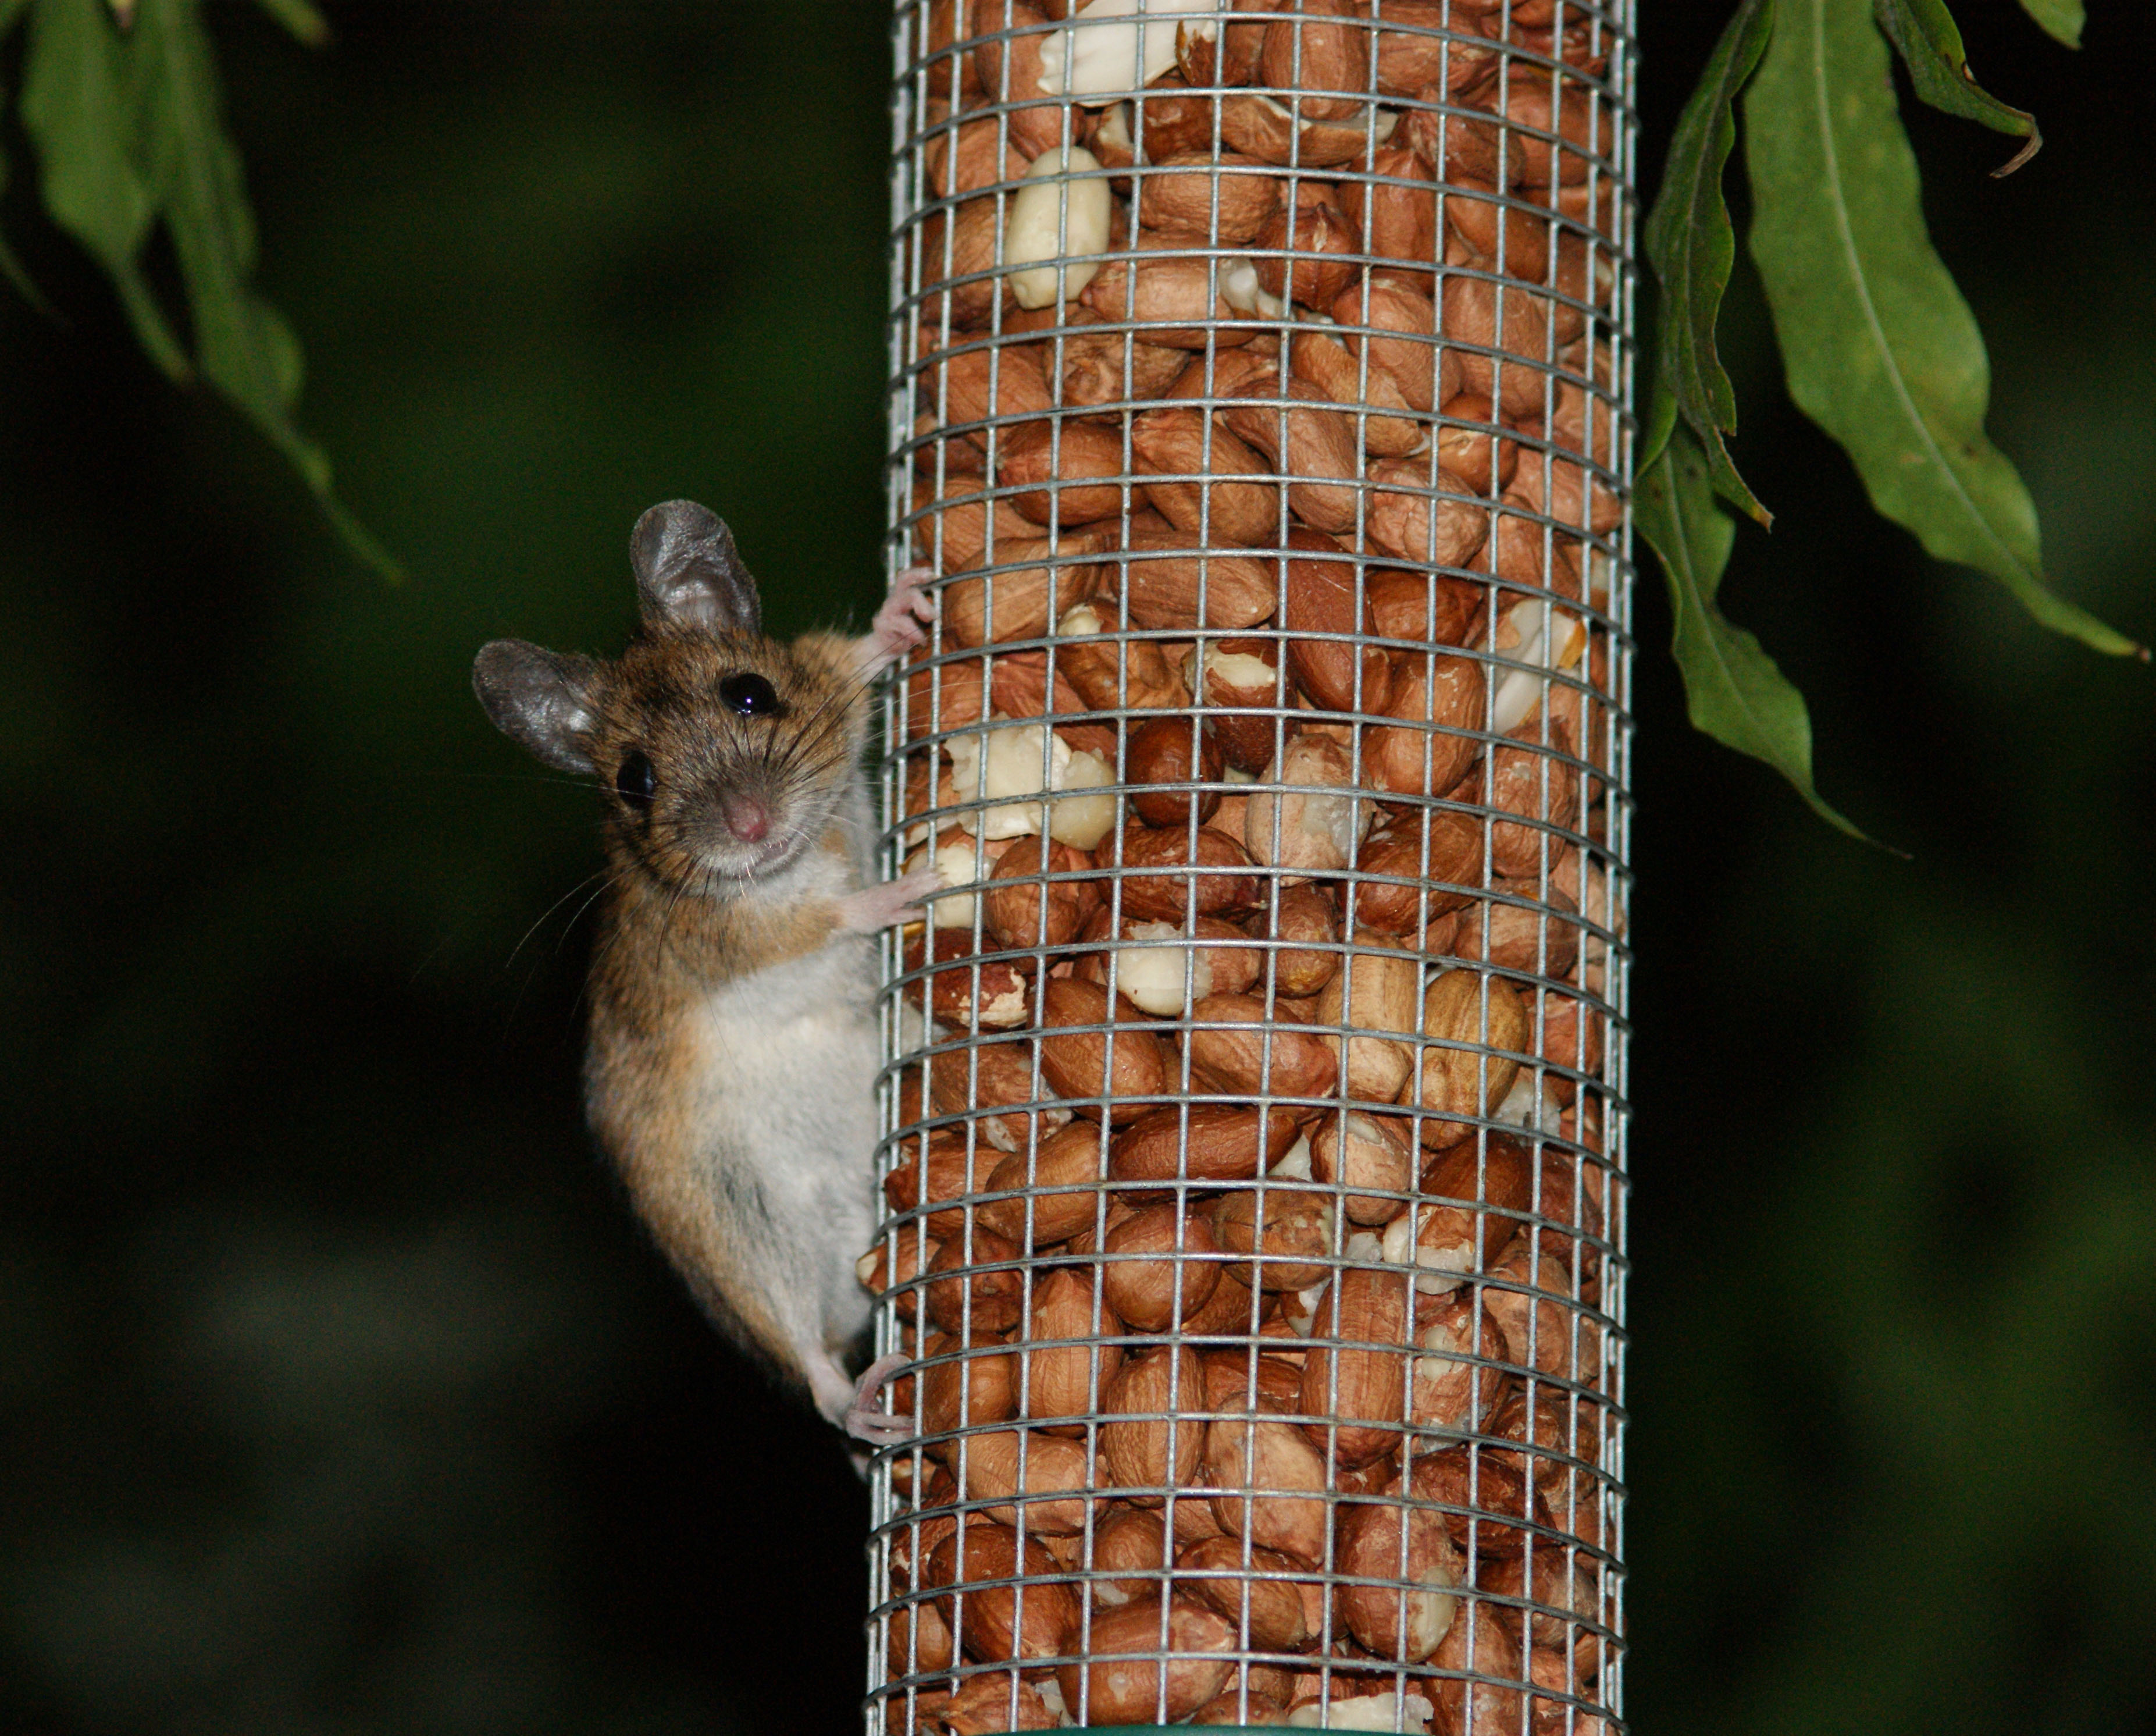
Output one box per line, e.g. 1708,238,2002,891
1873,0,2040,175
2017,0,2082,49
1640,383,1677,477
1638,401,1869,840
1,0,54,309
249,0,328,47
1744,0,2140,659
133,0,400,575
20,0,191,380
1641,0,1774,521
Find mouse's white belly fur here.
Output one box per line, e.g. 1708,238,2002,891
679,934,880,1353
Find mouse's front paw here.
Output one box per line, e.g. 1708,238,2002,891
835,867,943,934
865,565,937,668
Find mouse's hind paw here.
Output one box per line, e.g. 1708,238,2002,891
840,1353,915,1446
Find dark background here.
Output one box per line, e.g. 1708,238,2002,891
2,2,2150,1732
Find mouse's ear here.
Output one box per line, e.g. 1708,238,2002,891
629,500,761,636
473,641,603,775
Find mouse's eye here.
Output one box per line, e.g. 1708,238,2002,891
614,750,655,807
718,672,781,716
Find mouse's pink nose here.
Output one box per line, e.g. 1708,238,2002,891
723,795,769,843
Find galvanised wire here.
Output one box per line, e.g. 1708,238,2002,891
871,4,1634,1731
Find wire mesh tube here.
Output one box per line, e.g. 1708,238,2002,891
867,3,1632,1730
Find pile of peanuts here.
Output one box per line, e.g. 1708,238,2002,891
867,3,1627,1731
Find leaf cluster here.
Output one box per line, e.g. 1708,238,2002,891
0,0,391,573
1641,0,2130,838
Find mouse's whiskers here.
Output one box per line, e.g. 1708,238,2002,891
508,865,621,968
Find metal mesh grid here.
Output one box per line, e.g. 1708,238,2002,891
869,3,1633,1730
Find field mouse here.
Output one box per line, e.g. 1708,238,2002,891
472,500,936,1443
